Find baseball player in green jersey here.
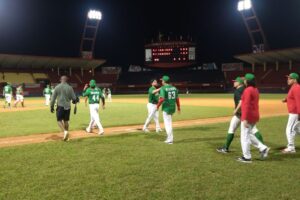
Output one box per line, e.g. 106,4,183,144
217,77,265,153
3,83,13,108
157,76,181,144
83,79,105,135
43,85,52,106
50,76,78,141
14,85,25,108
51,85,55,95
142,79,162,133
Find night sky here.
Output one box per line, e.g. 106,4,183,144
0,0,299,66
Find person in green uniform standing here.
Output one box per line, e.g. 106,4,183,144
83,79,105,135
14,85,25,108
142,79,162,133
43,85,52,106
217,77,265,153
157,76,181,144
3,82,13,108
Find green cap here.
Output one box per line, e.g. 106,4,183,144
89,79,96,87
244,73,255,81
233,77,244,84
287,73,299,80
161,75,170,82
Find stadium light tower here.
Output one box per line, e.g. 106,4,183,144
80,9,102,59
237,0,269,53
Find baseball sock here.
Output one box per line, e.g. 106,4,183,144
224,133,234,149
255,132,264,144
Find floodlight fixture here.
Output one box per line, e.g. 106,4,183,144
237,0,252,11
88,10,102,20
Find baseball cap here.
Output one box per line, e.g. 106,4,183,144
232,77,244,84
89,79,96,87
244,73,255,81
161,75,170,82
286,73,299,80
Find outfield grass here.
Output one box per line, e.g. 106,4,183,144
0,102,231,137
0,116,299,200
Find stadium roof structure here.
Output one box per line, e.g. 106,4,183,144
235,47,300,65
0,54,106,69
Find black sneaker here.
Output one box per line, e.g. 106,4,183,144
236,156,252,163
216,147,229,154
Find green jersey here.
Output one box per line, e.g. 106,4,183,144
148,86,159,104
234,86,244,117
16,87,23,95
83,87,103,104
3,85,12,95
159,84,179,115
44,88,52,95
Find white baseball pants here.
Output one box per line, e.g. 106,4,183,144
5,94,12,103
45,94,51,106
240,122,267,159
143,103,161,130
163,111,173,142
228,115,258,134
108,94,112,102
87,104,104,132
285,113,300,151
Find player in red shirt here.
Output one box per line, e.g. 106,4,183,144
281,73,300,154
237,73,270,163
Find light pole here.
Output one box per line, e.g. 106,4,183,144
80,9,102,59
237,0,269,53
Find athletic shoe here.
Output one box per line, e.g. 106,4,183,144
86,128,92,133
63,132,69,142
99,130,104,136
216,147,229,154
143,128,150,133
281,148,296,154
164,140,173,144
156,128,163,133
236,157,252,163
260,147,271,159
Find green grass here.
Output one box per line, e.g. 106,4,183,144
0,116,299,200
0,102,231,137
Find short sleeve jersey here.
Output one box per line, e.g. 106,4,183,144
234,86,245,117
83,87,103,104
148,86,159,104
159,84,179,115
16,87,23,95
4,85,12,94
44,88,52,95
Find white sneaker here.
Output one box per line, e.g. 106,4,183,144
86,128,92,133
63,131,69,141
281,148,296,154
156,128,163,133
99,130,104,136
164,140,173,144
143,128,150,133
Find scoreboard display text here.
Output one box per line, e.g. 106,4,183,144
145,47,196,63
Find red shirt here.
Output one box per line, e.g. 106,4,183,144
241,86,260,124
286,84,300,114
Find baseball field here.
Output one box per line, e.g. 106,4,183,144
0,93,299,199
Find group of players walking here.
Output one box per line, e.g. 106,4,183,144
3,72,300,163
216,72,300,163
2,83,25,108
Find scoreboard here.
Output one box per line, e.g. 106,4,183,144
145,41,196,68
